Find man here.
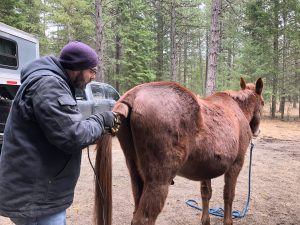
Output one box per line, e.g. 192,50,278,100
0,41,117,225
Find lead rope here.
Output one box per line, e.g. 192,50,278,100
87,145,106,225
186,140,255,219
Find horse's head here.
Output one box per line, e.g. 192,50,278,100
240,77,264,137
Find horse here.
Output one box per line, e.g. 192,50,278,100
94,77,264,225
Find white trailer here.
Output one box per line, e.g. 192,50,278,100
0,22,39,149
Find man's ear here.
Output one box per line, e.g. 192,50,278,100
240,77,246,90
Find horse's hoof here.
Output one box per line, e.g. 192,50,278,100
131,217,151,225
224,219,233,225
201,217,210,225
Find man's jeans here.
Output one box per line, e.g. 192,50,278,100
10,210,66,225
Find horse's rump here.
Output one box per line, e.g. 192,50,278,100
114,82,203,181
116,82,202,140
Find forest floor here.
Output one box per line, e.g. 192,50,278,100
0,109,299,225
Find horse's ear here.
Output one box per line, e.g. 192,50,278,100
255,78,263,95
240,77,246,90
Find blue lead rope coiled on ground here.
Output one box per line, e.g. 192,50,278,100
186,142,254,219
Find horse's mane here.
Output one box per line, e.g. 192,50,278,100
224,89,255,103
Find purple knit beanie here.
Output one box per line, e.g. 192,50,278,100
59,41,98,70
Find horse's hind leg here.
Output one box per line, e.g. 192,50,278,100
200,180,212,225
126,159,144,214
118,120,144,214
223,162,243,225
131,182,169,225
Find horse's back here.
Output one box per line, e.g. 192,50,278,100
200,92,251,146
118,82,201,133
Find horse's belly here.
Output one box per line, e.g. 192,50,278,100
177,158,233,181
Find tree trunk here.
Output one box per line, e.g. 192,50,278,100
170,0,177,81
204,29,209,95
279,97,285,120
155,0,164,81
280,2,287,120
183,29,188,86
271,0,279,118
226,46,232,88
206,0,221,96
296,57,300,118
95,0,104,82
178,43,182,83
292,95,297,108
67,24,71,42
294,48,300,111
115,34,121,92
198,34,204,95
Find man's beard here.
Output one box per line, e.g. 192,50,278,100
72,71,87,90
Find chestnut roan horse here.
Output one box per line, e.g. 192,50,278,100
94,78,264,225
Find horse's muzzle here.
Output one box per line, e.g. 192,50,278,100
252,129,261,137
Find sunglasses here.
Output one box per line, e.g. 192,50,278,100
90,67,97,74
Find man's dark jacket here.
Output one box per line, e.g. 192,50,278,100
0,56,106,218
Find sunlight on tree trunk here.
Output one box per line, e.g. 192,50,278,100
154,0,164,81
95,0,104,82
271,0,279,118
206,0,221,96
170,0,177,81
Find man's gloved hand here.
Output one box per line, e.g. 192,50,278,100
97,111,121,136
99,111,115,129
111,112,121,135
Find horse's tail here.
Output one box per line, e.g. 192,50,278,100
94,134,112,225
94,102,130,225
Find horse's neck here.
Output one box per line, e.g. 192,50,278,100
238,102,253,122
226,90,255,122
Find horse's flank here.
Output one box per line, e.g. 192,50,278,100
180,91,252,181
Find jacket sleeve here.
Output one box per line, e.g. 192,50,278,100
31,76,106,153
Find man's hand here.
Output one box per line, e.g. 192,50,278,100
110,112,121,136
97,111,121,136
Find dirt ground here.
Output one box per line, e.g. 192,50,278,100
0,118,299,225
